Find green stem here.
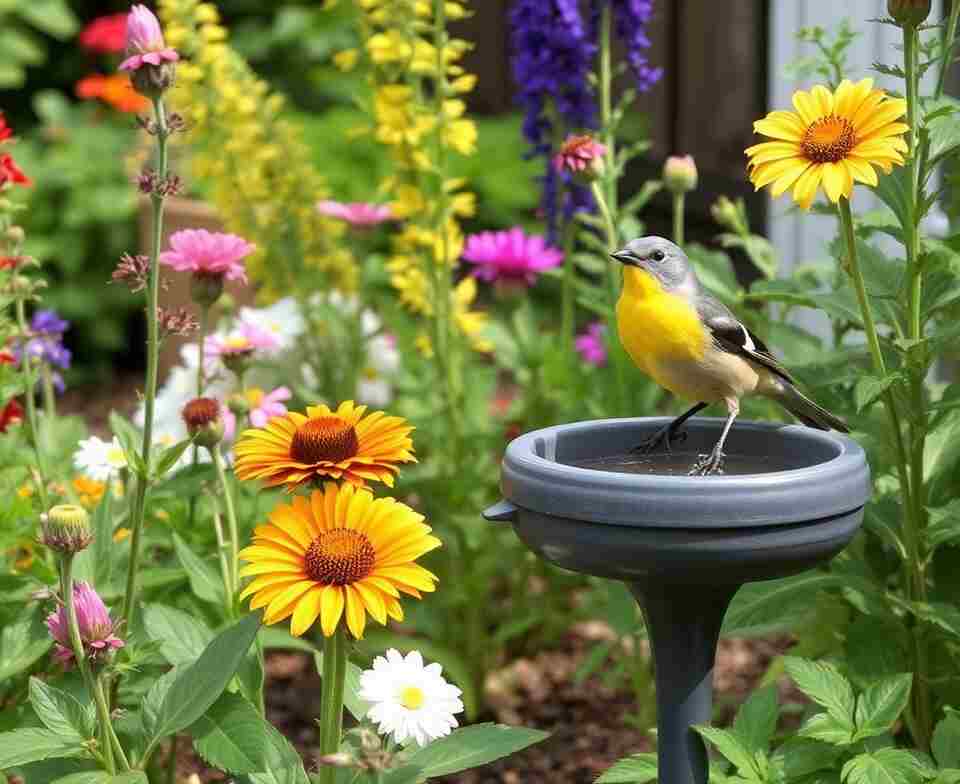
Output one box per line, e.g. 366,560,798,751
15,297,49,509
196,306,208,397
210,499,233,615
560,211,577,407
905,26,922,343
41,364,56,421
934,1,960,102
60,555,117,774
211,444,239,599
121,97,169,628
672,193,685,248
317,628,347,784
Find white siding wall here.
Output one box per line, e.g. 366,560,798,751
767,0,945,335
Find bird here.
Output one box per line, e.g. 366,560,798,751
610,236,848,476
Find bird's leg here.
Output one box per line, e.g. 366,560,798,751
633,402,708,454
689,399,738,476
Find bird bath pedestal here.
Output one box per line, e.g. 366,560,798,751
484,417,870,784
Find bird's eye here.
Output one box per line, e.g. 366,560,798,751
651,250,665,262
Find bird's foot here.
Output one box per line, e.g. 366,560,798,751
632,423,688,455
688,449,726,476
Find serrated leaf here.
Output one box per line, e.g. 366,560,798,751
140,667,180,740
784,658,855,726
694,726,761,777
143,604,214,666
845,616,910,689
732,684,778,753
147,613,261,747
926,501,960,551
190,693,282,774
29,677,95,741
798,712,855,746
723,573,846,637
595,753,658,783
403,724,548,777
172,532,225,606
0,728,86,767
152,438,193,479
853,674,912,740
0,608,52,680
774,738,842,778
854,374,899,413
53,774,147,784
841,749,925,784
932,713,960,768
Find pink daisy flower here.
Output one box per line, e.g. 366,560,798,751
118,4,179,72
46,582,124,665
462,227,564,285
575,322,607,367
159,229,254,284
222,386,291,439
205,318,281,363
552,134,607,177
317,200,394,229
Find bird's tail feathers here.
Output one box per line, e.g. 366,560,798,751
774,383,850,434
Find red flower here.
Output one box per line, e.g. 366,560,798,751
75,74,149,113
0,256,23,271
0,399,23,432
0,348,16,365
79,14,128,54
0,154,30,187
0,113,11,143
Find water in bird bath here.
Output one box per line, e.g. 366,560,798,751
571,452,793,476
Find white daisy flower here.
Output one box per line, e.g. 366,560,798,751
359,649,464,747
239,297,305,351
74,436,128,481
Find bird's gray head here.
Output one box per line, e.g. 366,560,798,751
610,236,697,293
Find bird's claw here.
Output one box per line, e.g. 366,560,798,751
688,449,726,476
633,425,688,455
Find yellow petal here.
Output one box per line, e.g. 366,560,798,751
239,545,303,566
248,579,302,610
744,141,803,166
354,581,387,625
751,157,809,189
319,585,345,636
855,100,908,138
290,586,325,637
240,561,305,577
850,91,886,131
343,585,367,639
263,580,316,625
844,157,878,186
821,161,846,202
770,161,812,197
858,122,910,144
792,89,819,126
792,164,824,211
836,78,874,120
754,115,804,142
810,85,834,117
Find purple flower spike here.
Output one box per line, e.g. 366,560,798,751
46,582,124,665
118,4,179,72
31,310,69,336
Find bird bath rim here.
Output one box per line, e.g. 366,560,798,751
500,416,870,529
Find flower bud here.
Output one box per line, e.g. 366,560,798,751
131,63,177,100
552,134,607,184
40,504,93,554
181,397,224,449
227,392,250,418
710,195,745,234
663,155,698,194
888,0,931,26
190,271,224,308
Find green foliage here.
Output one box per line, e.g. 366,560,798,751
0,0,77,88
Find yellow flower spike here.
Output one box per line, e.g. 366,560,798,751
745,79,908,210
333,49,359,71
239,483,441,638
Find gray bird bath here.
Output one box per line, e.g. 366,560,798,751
484,417,870,784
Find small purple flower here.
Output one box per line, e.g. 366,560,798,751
46,581,124,665
31,310,69,336
575,322,607,367
591,1,662,93
118,5,179,72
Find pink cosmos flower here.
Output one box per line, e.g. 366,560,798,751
205,318,281,362
222,386,291,439
462,227,564,285
575,322,607,367
159,229,254,283
552,134,607,177
317,200,394,229
46,582,124,665
118,5,179,72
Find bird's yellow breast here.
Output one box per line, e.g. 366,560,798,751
616,267,709,381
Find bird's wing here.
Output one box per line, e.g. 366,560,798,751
695,295,795,384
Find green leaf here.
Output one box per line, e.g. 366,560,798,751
845,616,910,688
191,693,284,774
732,684,778,753
29,678,95,741
143,604,214,666
927,97,960,166
773,738,842,779
853,674,912,740
841,749,925,784
0,728,86,767
932,713,960,768
694,726,761,778
53,774,147,784
595,753,658,783
874,167,912,231
926,501,960,551
854,373,901,413
147,613,261,746
140,667,180,741
723,573,846,637
258,626,316,654
172,532,225,606
784,658,855,726
153,438,194,479
403,724,548,777
0,608,52,680
798,712,855,746
236,640,265,712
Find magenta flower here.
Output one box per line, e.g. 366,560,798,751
205,318,281,362
46,582,124,665
552,134,607,178
118,5,179,72
222,386,291,439
317,200,394,229
575,322,607,367
159,229,254,284
462,227,563,285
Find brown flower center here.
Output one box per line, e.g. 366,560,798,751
304,529,375,585
290,416,359,464
801,116,856,163
182,397,220,428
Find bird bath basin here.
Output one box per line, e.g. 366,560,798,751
484,417,870,784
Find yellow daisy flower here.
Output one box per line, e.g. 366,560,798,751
745,78,909,210
234,400,416,492
239,482,441,638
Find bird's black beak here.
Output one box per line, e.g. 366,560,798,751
610,249,636,266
